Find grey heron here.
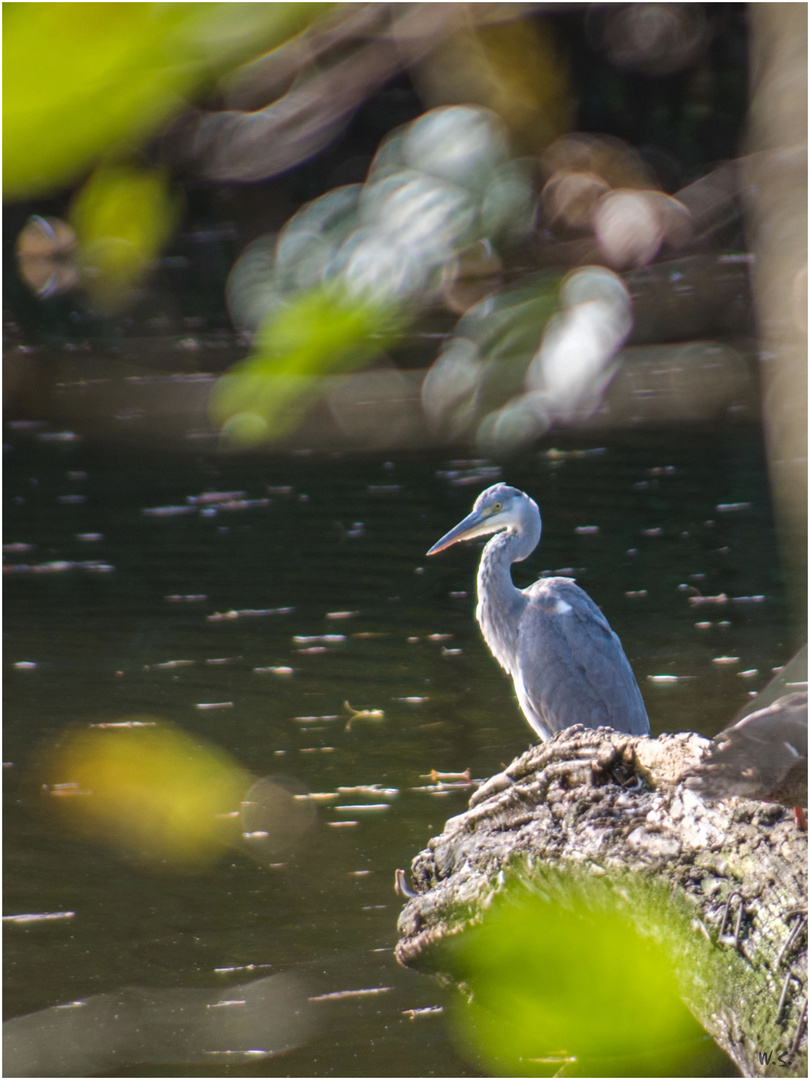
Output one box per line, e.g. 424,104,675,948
427,483,650,740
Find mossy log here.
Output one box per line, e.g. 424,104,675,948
396,726,807,1078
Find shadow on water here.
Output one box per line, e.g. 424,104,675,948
4,419,791,1076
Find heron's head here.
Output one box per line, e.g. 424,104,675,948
426,484,540,555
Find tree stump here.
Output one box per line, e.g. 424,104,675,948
396,726,807,1077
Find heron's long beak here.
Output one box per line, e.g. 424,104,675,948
426,508,495,555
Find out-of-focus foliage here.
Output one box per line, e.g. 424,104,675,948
38,717,318,871
446,872,702,1077
220,104,537,444
39,718,252,871
69,164,180,311
212,282,405,444
3,1,324,198
5,3,762,460
414,13,574,152
423,264,633,453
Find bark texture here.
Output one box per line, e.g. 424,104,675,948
396,726,807,1077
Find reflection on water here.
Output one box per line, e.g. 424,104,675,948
3,420,788,1075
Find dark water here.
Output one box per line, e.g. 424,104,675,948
3,419,794,1076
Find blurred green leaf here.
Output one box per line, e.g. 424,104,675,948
69,163,180,310
211,282,407,444
447,873,701,1076
3,2,326,198
41,718,253,871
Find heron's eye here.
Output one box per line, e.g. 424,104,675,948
492,502,502,512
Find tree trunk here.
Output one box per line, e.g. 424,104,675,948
396,726,807,1077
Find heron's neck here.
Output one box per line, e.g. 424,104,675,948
476,524,538,673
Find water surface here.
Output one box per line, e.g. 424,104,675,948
4,420,791,1076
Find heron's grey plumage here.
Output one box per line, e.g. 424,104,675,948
427,483,650,740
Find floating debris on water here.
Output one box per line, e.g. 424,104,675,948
214,962,274,975
326,611,359,620
344,702,384,731
76,533,103,542
731,595,765,604
334,804,391,814
712,656,740,666
209,498,270,513
738,669,759,678
253,666,293,676
4,560,115,574
695,622,713,629
427,633,452,642
293,634,347,645
208,607,294,622
441,647,462,656
308,987,393,1002
624,590,648,598
337,784,398,798
575,525,600,535
3,542,34,553
293,715,339,723
187,491,246,505
410,779,475,792
641,528,662,537
420,768,471,782
37,431,81,442
403,1006,444,1019
647,675,680,684
327,820,358,828
716,502,752,512
689,593,728,606
195,701,234,710
156,659,195,669
143,505,195,517
3,911,75,924
13,661,37,670
88,720,156,729
449,591,468,598
395,696,429,703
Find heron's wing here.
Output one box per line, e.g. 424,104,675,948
686,692,808,806
514,577,649,739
